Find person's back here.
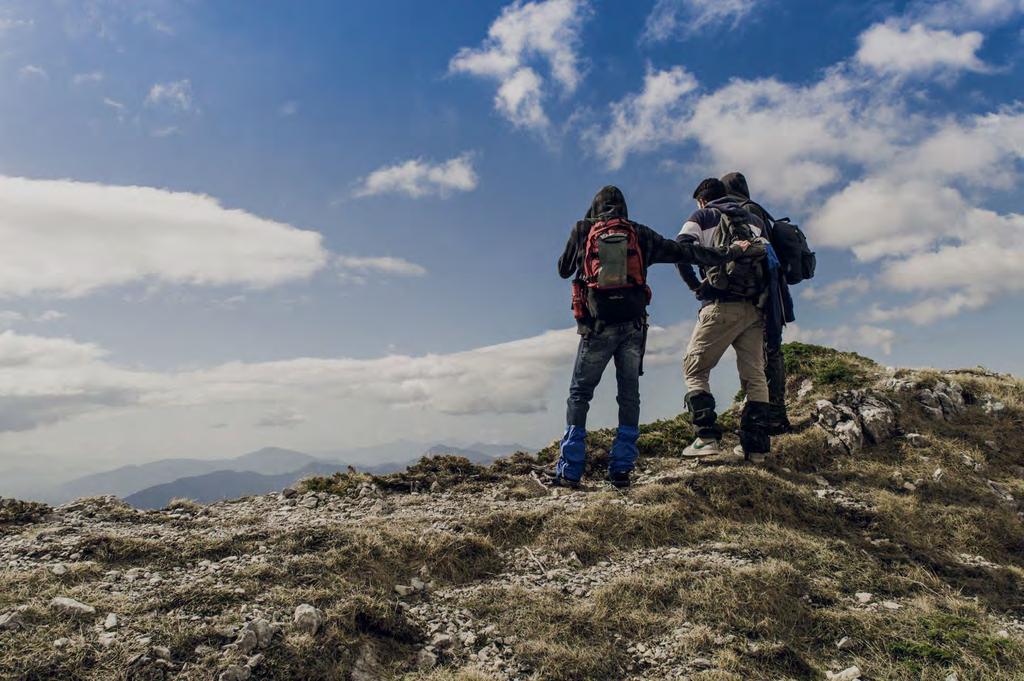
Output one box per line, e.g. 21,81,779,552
720,171,795,434
677,178,772,461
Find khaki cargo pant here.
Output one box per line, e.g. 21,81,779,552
683,301,769,403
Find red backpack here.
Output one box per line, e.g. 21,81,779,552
571,218,651,324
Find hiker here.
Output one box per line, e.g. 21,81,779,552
676,178,773,462
554,185,747,489
720,171,796,434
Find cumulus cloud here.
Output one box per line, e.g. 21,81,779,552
855,21,988,76
353,154,478,199
0,176,329,297
583,66,698,170
588,67,903,200
449,0,589,130
145,79,195,112
642,0,762,43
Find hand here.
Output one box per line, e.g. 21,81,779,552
734,240,751,251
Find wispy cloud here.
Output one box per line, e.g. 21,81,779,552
145,79,195,112
641,0,763,43
353,153,478,199
279,100,299,117
19,65,48,80
72,71,105,86
335,256,427,281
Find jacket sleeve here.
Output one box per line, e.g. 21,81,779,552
558,222,585,279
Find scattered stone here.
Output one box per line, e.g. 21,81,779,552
280,487,298,499
97,632,116,648
104,613,119,630
797,379,814,398
946,672,960,681
151,645,171,660
881,600,902,610
855,592,873,604
933,468,944,482
292,604,324,635
996,629,1011,639
827,666,862,681
836,636,853,650
0,610,25,630
219,665,251,681
53,637,71,648
905,433,927,448
49,597,96,618
51,563,68,576
415,647,436,667
431,632,454,648
394,584,415,597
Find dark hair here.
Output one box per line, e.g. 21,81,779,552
692,177,726,203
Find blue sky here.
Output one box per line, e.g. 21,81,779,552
0,0,1022,487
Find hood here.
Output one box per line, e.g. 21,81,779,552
706,196,750,220
720,172,750,200
585,185,628,221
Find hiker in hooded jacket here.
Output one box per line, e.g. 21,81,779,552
676,178,777,462
553,185,748,489
720,172,797,435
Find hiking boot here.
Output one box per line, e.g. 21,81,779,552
543,470,581,489
734,445,768,464
607,470,631,489
682,437,720,458
765,404,791,435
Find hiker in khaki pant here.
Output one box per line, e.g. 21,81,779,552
676,178,773,461
684,301,768,404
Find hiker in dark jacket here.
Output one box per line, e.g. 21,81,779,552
720,172,796,434
676,178,773,462
553,185,745,489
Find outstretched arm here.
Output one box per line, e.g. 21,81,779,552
557,222,585,279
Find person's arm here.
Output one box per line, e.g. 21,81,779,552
557,222,585,279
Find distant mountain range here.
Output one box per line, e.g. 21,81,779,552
40,441,534,509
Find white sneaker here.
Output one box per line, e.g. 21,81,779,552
683,437,720,458
735,444,768,463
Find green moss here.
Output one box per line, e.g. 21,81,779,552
782,342,876,388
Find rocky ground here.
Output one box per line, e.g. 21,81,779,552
1,344,1023,680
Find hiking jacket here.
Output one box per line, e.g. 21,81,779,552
558,186,736,282
675,197,768,303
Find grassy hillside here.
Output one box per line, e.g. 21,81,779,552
1,343,1022,680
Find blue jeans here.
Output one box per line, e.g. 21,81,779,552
566,321,643,429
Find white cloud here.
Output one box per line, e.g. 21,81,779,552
103,97,125,111
642,0,762,43
449,0,589,131
915,0,1024,27
35,310,66,322
72,71,105,85
335,256,427,282
151,125,180,138
279,100,299,117
19,65,48,80
583,65,698,170
800,277,871,307
855,21,988,76
865,292,989,325
145,79,195,112
0,322,695,433
0,176,329,298
588,67,904,201
353,153,478,199
787,323,896,356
